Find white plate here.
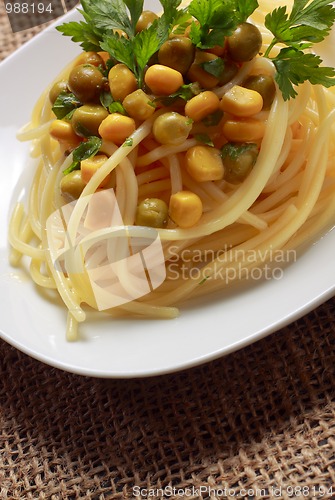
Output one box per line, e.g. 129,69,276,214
1,3,335,378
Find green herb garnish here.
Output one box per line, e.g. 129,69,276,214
56,0,335,101
108,102,127,115
195,134,215,147
221,142,258,161
272,48,335,100
188,0,258,49
201,58,225,78
155,82,201,106
52,91,81,119
56,20,102,52
123,137,134,147
202,109,224,127
63,136,102,175
199,275,209,285
58,0,184,88
264,0,335,99
100,90,113,110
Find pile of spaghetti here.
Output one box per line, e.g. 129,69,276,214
9,0,335,340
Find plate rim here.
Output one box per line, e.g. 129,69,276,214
1,4,335,379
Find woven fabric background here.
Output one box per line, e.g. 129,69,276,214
0,1,79,59
2,5,335,499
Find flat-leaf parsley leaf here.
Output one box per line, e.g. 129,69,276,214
264,0,335,99
63,136,102,175
56,0,335,101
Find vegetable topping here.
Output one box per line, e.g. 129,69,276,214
49,0,335,228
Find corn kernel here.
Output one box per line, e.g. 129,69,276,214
187,51,220,89
81,154,111,187
169,190,203,228
220,85,263,117
144,64,184,95
98,113,136,145
122,89,156,121
108,64,138,102
185,145,224,182
207,44,226,57
222,118,266,142
185,91,220,122
49,120,80,145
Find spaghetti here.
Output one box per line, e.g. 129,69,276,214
8,0,335,340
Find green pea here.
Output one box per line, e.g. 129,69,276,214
158,36,195,75
136,10,158,32
68,64,105,103
60,170,86,201
135,198,169,228
222,142,259,184
71,105,108,137
227,23,262,62
153,112,192,145
243,74,276,110
49,80,68,104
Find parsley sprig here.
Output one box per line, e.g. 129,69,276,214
264,0,335,99
56,0,335,101
99,24,163,88
57,0,185,87
52,91,81,120
59,0,144,48
188,0,258,49
63,136,102,175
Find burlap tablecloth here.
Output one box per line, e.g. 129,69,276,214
1,5,335,499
